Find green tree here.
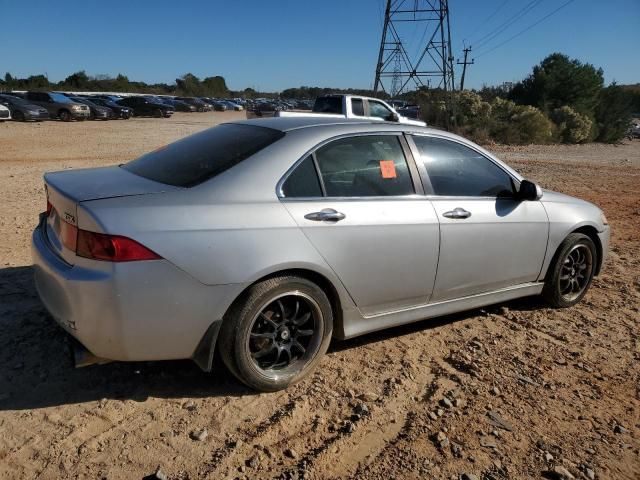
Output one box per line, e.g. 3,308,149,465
202,76,228,96
63,71,90,90
510,53,604,116
594,84,633,143
175,73,203,96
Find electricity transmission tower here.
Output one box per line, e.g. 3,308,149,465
373,0,455,98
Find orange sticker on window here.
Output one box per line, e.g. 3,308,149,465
379,160,397,179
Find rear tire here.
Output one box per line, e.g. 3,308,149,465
542,233,597,308
14,110,25,121
218,276,333,392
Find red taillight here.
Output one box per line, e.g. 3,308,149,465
76,230,161,262
60,221,78,251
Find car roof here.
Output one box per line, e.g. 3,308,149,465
230,116,442,135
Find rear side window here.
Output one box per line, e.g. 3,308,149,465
313,97,342,113
314,135,414,197
123,124,285,187
351,98,364,116
282,156,322,197
412,136,514,197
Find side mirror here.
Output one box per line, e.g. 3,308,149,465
518,179,542,201
388,112,399,122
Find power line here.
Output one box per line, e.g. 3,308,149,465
475,0,576,58
466,0,511,42
474,0,545,50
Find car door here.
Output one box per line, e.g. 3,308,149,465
280,133,440,316
26,92,46,112
409,134,549,302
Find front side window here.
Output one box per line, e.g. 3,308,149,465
123,124,285,187
314,135,414,197
367,100,393,120
412,136,514,197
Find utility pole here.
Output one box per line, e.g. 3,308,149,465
457,46,474,91
373,0,455,99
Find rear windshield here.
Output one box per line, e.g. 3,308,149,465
122,124,285,187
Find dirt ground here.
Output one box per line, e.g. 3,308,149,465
0,113,638,480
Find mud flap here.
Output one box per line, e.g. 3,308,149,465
192,320,223,372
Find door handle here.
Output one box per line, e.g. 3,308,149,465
304,208,346,222
443,207,471,219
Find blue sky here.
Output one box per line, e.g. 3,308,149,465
1,0,638,92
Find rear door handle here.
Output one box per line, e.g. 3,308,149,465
443,207,471,219
304,208,346,222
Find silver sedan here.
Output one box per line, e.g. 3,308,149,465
32,117,610,391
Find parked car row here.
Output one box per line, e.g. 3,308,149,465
0,91,248,122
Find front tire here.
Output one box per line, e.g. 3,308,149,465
58,109,71,122
153,108,163,118
542,233,597,308
218,276,333,392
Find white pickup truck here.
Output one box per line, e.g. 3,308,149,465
249,94,426,126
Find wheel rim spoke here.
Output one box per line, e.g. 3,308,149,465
558,244,593,301
248,293,320,373
276,299,287,323
293,311,311,326
251,332,275,340
253,343,276,359
292,340,306,354
259,312,279,329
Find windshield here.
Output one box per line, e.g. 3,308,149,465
122,124,285,187
50,93,74,103
0,94,28,105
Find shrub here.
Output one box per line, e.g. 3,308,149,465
551,106,593,143
456,90,492,125
489,98,553,144
415,90,450,127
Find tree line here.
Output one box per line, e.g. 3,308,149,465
2,53,637,143
0,71,230,98
413,53,638,144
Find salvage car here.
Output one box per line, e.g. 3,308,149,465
24,91,90,121
88,97,132,119
0,93,49,121
117,96,174,118
70,97,113,120
32,117,609,392
274,94,425,126
0,102,12,121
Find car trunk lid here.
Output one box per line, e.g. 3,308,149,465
43,166,180,264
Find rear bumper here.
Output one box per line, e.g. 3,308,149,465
31,216,243,363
